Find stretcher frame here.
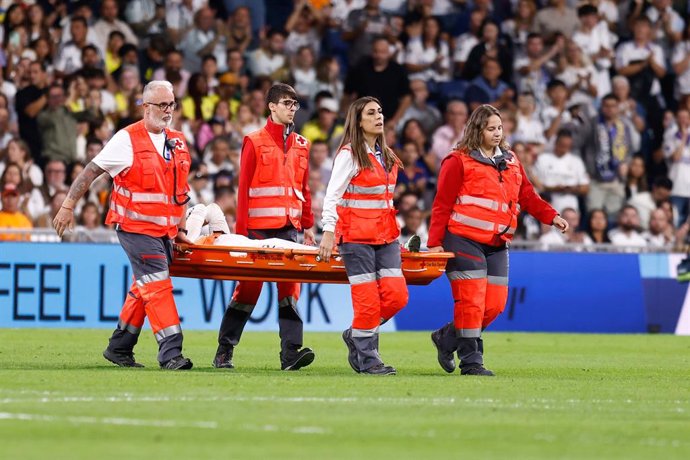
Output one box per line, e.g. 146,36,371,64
170,243,453,285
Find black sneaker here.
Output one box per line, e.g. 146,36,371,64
342,328,360,373
103,348,144,368
361,363,397,375
160,355,193,370
460,366,494,376
431,330,456,373
405,234,421,252
212,347,234,369
280,348,315,371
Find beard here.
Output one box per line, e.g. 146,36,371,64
620,223,637,232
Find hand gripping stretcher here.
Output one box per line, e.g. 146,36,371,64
169,235,454,285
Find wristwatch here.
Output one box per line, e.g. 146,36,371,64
178,228,188,235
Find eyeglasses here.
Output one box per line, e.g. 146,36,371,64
144,101,178,111
277,100,300,110
47,169,66,174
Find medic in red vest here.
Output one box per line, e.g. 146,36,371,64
427,104,569,376
213,83,316,371
319,96,408,375
53,80,195,370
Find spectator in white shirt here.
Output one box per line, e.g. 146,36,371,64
514,92,546,145
642,208,675,248
453,8,485,77
179,6,228,73
644,0,685,53
285,0,323,58
539,207,593,247
663,108,690,225
247,29,289,81
534,129,590,213
166,0,199,44
92,0,139,57
55,16,93,78
609,205,648,247
429,100,467,168
615,15,666,147
404,17,452,83
397,79,442,138
152,50,191,99
672,22,690,105
628,177,673,231
571,4,615,98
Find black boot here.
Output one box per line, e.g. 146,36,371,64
278,297,314,371
103,327,143,368
431,322,457,373
215,300,253,368
457,337,494,376
213,345,234,369
280,346,315,370
342,328,360,372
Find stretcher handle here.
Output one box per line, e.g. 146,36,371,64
175,243,454,260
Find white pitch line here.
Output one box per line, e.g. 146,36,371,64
0,393,688,413
0,394,457,406
0,412,218,429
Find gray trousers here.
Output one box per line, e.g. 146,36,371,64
107,230,184,364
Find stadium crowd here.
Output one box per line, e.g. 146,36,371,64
0,0,689,250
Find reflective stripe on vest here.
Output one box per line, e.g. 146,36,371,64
346,184,396,195
458,195,500,211
111,203,169,227
450,212,495,231
338,199,394,209
249,186,292,198
457,195,515,213
248,207,301,218
114,184,169,203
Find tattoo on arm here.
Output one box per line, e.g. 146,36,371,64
67,162,106,202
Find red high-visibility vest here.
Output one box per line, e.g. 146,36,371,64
246,128,309,230
106,120,190,238
447,149,522,245
335,145,400,244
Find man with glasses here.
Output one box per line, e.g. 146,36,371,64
53,80,195,370
214,83,316,371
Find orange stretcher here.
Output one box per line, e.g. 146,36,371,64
170,239,453,285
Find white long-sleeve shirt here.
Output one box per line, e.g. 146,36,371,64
321,145,383,233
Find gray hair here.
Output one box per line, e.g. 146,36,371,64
612,75,630,89
143,80,174,101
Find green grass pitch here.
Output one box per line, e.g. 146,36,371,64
0,329,689,459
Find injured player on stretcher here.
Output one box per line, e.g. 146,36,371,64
185,203,315,250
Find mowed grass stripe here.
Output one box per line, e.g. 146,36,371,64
0,329,689,459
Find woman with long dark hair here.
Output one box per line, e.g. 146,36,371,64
427,104,567,376
318,96,408,375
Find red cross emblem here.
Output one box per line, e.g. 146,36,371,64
295,135,307,147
